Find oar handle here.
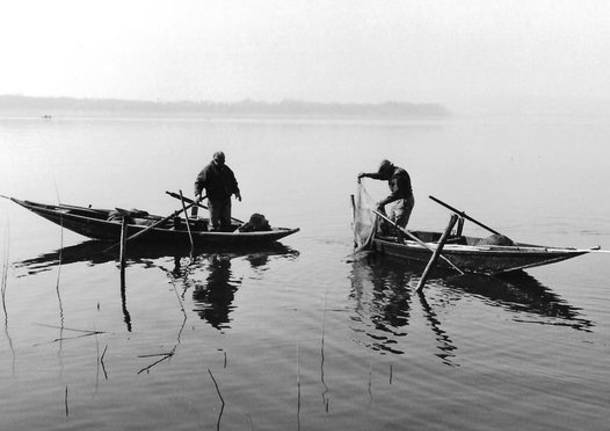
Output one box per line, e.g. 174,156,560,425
428,195,501,236
165,190,244,224
125,201,197,242
178,189,195,253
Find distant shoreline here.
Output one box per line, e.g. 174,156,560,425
0,95,449,118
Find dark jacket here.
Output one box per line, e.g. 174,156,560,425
194,162,240,202
369,166,413,204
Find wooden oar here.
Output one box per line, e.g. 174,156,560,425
119,217,128,269
165,191,244,224
417,214,459,291
103,201,197,252
372,209,465,275
179,190,195,254
429,195,502,236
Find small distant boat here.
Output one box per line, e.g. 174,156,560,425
4,197,299,247
41,114,52,120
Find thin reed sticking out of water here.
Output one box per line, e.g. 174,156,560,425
208,369,225,431
55,214,65,354
170,277,186,315
320,293,330,412
136,280,187,374
136,350,175,374
1,221,15,375
95,332,101,392
296,344,301,431
99,344,109,380
35,323,107,333
100,345,108,362
1,221,10,322
64,385,69,417
31,324,107,345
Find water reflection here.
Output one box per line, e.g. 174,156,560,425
16,240,296,274
14,240,197,275
191,255,240,330
350,255,459,365
443,271,593,331
119,265,132,332
349,254,416,356
417,291,458,366
15,240,299,331
165,245,297,330
349,254,593,363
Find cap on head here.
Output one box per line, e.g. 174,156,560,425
213,151,225,165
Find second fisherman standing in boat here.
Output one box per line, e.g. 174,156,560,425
194,151,242,231
358,159,415,231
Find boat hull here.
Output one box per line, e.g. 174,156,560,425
372,237,590,275
11,198,299,246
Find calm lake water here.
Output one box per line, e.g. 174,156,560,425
1,114,609,430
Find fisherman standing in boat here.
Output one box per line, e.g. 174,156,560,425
194,151,242,231
358,159,414,230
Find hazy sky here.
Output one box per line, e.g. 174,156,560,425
1,0,609,107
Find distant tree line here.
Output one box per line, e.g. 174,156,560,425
0,95,449,117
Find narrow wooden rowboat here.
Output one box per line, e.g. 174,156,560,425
372,231,597,275
7,198,299,246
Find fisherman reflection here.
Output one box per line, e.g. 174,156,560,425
192,254,241,330
350,255,460,363
368,266,412,329
350,255,414,353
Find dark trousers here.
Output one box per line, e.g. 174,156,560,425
209,198,232,231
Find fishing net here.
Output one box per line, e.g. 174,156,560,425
352,182,378,251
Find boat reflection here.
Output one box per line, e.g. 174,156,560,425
349,253,593,363
14,240,186,275
15,240,299,331
15,240,297,274
440,271,593,331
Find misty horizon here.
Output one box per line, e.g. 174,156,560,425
3,2,610,113
2,94,610,118
0,94,450,117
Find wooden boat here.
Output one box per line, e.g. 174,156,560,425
354,194,600,276
371,231,597,275
6,197,299,246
